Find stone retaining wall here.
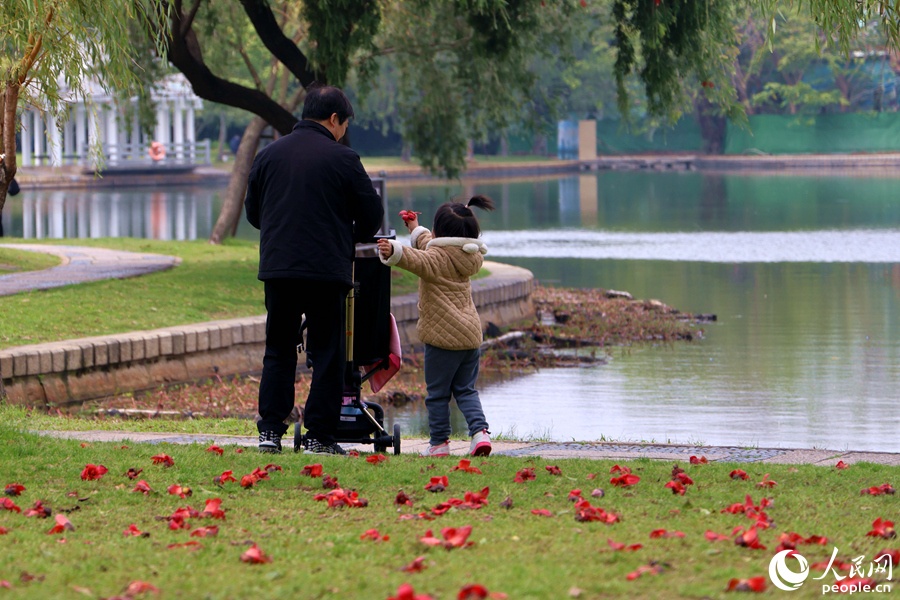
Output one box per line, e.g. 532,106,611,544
0,262,533,405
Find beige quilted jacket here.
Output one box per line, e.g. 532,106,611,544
380,226,487,350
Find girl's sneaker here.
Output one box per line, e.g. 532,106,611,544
470,430,492,457
420,441,450,457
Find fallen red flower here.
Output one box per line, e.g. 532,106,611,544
730,469,749,481
499,496,513,509
1,498,22,513
123,524,144,537
545,465,562,476
167,484,192,499
401,556,428,573
457,583,507,600
734,527,767,550
360,528,390,542
574,499,620,523
866,517,896,539
860,483,895,496
264,463,283,473
419,526,474,549
513,468,535,483
80,464,108,481
675,472,694,486
240,474,258,488
387,583,433,600
4,483,25,497
665,481,686,496
690,455,708,464
705,530,731,542
610,464,631,474
201,498,226,519
835,460,849,469
132,480,152,495
47,514,74,535
24,500,51,518
756,473,777,488
151,454,174,467
0,527,8,535
610,473,640,487
167,541,203,550
313,488,368,508
726,576,767,592
123,581,160,596
206,445,224,456
451,459,483,474
214,470,237,485
607,538,643,552
531,509,553,517
250,467,270,480
125,468,143,479
190,525,219,538
240,543,272,564
366,454,388,464
460,487,490,509
567,489,582,502
425,476,449,492
348,450,360,457
301,464,323,478
395,491,414,506
322,474,340,489
625,562,666,581
649,529,685,539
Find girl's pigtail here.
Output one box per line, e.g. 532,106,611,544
467,194,495,212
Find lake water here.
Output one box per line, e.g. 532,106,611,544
5,171,900,452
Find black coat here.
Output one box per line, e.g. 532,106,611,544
244,121,384,286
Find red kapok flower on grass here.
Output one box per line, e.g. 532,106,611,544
366,454,388,464
24,500,51,518
835,460,849,469
860,483,895,496
348,449,360,458
610,473,640,487
264,463,282,473
607,538,642,552
240,543,272,564
665,481,686,496
419,526,474,549
313,488,368,508
250,467,270,481
322,474,340,489
705,530,731,542
80,464,108,481
867,518,896,539
151,454,174,467
360,528,390,542
201,498,226,519
125,467,143,479
122,581,160,596
626,562,666,581
650,529,685,539
675,472,694,486
301,464,323,478
734,527,767,550
1,498,21,513
567,489,582,502
206,445,224,456
167,484,192,499
425,476,449,492
726,576,767,592
531,509,553,517
513,468,535,483
401,556,428,573
461,487,490,509
395,491,414,506
190,525,219,538
132,480,153,495
457,583,508,599
387,583,433,600
690,455,708,464
168,541,203,551
451,459,482,474
730,469,749,481
4,483,25,497
47,514,74,535
123,524,145,537
756,473,777,488
574,499,620,523
545,465,562,476
240,474,258,488
214,470,237,485
0,527,10,535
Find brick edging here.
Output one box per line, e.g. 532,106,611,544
0,261,533,404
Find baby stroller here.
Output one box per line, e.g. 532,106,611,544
294,236,402,454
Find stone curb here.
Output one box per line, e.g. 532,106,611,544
34,430,900,465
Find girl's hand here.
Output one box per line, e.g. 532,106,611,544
377,238,393,259
398,209,420,232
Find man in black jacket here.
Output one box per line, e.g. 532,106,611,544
245,85,384,454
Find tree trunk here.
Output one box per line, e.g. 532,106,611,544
217,113,227,161
696,98,726,155
1,82,21,226
209,116,267,244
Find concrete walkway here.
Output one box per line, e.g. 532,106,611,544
0,244,180,296
36,429,900,466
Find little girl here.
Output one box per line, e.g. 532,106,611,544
377,195,494,457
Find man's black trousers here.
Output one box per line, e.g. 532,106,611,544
257,278,348,444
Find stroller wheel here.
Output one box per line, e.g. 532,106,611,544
392,423,401,455
293,423,304,453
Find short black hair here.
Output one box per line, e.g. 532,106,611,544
301,84,354,124
432,195,494,238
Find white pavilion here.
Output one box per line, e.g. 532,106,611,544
19,74,208,171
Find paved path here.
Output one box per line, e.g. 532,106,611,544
35,430,900,466
0,244,180,296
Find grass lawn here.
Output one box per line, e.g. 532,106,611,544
0,238,419,349
0,405,896,599
0,246,61,275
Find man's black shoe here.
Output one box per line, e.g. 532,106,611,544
305,438,347,455
258,430,283,453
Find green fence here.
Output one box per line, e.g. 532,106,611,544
725,113,900,154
